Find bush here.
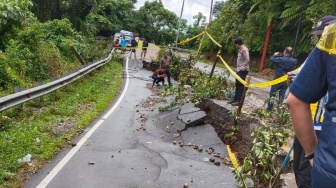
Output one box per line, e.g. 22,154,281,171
0,51,17,90
3,19,88,88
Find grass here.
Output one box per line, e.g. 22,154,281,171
0,58,123,188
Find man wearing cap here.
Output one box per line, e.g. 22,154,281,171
287,16,336,187
290,16,336,188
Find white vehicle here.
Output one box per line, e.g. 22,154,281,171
114,30,134,47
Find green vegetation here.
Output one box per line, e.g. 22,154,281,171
0,59,123,187
199,0,336,60
233,103,291,187
159,52,234,112
0,0,335,187
3,1,333,90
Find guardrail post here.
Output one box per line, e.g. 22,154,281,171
14,87,24,110
35,82,44,102
69,44,86,65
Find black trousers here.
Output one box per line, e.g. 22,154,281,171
293,130,321,188
234,70,248,102
165,69,171,85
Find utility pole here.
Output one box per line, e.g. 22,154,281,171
208,0,214,27
196,0,214,56
175,0,185,47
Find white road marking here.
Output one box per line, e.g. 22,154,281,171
36,58,130,188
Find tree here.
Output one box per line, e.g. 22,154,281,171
133,1,179,44
86,0,135,36
212,1,224,18
0,0,34,50
193,12,207,27
31,0,62,22
203,0,254,54
180,12,207,50
203,0,336,59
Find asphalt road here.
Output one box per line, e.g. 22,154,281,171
25,58,236,188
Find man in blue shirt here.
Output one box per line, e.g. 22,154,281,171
287,22,336,187
291,16,336,188
267,47,297,110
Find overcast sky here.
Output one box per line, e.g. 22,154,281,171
135,0,224,25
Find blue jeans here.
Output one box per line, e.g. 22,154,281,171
267,83,287,110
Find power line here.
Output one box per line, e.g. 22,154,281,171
175,0,185,47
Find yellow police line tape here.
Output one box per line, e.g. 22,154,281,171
114,44,178,49
217,55,300,88
205,32,222,48
178,31,206,45
174,30,299,88
217,55,248,86
227,145,240,171
113,46,158,49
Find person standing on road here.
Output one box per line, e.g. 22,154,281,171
141,38,149,60
138,38,143,52
286,20,336,187
160,52,173,86
267,47,297,111
120,36,127,54
228,38,250,106
138,38,143,48
129,36,138,59
289,16,336,188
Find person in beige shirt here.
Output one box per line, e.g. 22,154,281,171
160,52,173,85
228,38,250,106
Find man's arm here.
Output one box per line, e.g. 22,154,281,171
242,49,250,63
286,93,317,165
270,55,282,64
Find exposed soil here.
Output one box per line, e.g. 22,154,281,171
53,117,77,137
200,98,293,187
199,99,256,163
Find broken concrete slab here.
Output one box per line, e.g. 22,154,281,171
179,103,201,115
177,111,206,127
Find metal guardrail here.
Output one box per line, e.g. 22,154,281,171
0,49,116,112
